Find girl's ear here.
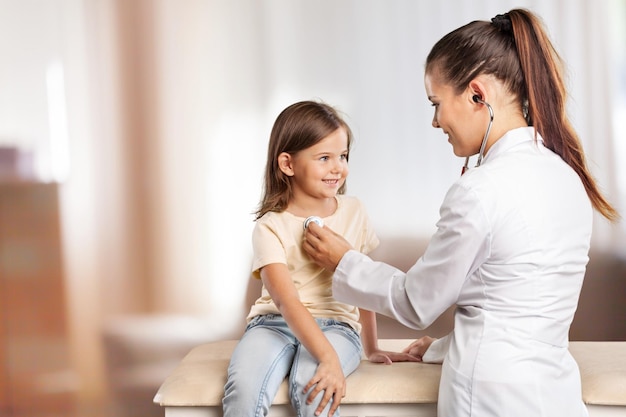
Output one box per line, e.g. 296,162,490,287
278,152,294,176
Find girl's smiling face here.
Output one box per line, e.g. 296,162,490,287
279,127,349,211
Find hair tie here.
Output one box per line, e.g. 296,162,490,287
491,13,512,33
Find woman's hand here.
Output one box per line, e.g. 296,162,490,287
303,222,353,271
402,336,436,361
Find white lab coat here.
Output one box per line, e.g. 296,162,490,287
333,127,592,417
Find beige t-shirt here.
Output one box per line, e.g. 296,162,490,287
247,195,379,333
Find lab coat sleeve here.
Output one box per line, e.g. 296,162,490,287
421,333,451,364
332,180,491,329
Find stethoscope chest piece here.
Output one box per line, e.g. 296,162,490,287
303,216,324,229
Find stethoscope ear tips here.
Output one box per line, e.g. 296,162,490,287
472,95,482,103
303,216,324,230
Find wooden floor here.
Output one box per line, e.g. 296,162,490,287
0,402,110,417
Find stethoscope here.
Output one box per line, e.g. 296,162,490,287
461,95,494,175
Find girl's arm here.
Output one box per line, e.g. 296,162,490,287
358,309,421,364
260,263,344,417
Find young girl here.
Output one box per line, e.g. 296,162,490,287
222,100,416,417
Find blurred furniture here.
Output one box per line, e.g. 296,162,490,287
154,339,626,417
571,250,626,341
0,182,75,416
102,314,218,417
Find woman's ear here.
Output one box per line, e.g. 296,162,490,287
468,79,487,105
278,152,294,176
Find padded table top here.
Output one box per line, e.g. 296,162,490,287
154,339,626,407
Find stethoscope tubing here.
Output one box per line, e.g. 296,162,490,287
462,98,494,175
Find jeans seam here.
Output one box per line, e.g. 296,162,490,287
254,342,293,417
290,344,305,417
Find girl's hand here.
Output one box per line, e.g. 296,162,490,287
367,349,421,364
303,359,346,417
402,336,436,361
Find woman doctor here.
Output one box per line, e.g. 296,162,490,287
303,8,619,417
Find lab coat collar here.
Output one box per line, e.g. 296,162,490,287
481,126,544,165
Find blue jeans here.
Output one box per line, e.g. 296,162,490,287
222,314,363,417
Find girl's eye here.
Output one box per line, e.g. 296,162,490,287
431,102,439,107
320,156,329,161
340,154,348,160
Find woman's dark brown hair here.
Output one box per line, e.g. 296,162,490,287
255,100,353,220
426,8,618,221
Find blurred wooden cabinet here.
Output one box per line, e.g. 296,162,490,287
0,182,75,416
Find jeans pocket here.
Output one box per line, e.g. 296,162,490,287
245,314,264,330
245,313,284,331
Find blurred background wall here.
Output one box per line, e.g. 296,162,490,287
0,0,624,416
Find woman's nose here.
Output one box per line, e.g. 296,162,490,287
432,117,440,128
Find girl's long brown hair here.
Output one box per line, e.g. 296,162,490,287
426,8,619,222
255,100,353,220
